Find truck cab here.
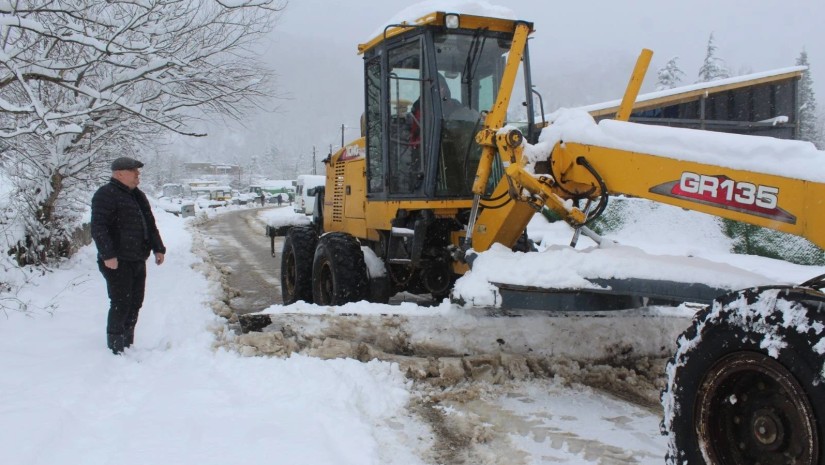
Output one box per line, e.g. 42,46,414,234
294,174,326,215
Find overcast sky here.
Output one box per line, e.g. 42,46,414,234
174,0,825,174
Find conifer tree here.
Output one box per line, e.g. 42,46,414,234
698,33,730,82
656,56,685,90
796,50,823,148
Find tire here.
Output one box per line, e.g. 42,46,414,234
312,233,369,306
280,226,318,304
420,261,456,302
663,286,825,465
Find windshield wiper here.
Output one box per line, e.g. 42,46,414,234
461,28,488,96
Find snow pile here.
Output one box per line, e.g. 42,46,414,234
155,196,194,215
456,241,777,301
263,297,455,317
455,198,825,307
260,207,311,228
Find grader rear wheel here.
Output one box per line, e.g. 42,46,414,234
311,233,369,306
281,226,317,304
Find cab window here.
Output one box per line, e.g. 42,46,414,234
387,40,425,195
365,56,384,193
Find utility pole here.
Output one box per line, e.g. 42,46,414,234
312,146,316,175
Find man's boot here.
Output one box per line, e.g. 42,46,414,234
124,327,135,348
107,333,125,355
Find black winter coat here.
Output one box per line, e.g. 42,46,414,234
91,178,166,262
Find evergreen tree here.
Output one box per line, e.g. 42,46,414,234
656,56,686,91
698,33,730,82
722,219,824,266
796,50,823,148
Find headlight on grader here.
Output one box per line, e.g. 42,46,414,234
445,13,460,29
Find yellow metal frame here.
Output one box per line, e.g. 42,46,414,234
358,12,531,55
468,47,825,253
615,49,652,122
550,142,825,249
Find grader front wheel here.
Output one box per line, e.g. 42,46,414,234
696,352,817,465
663,287,825,465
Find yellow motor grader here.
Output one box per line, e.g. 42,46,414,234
277,11,825,465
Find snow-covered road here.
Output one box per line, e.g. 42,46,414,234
410,379,667,464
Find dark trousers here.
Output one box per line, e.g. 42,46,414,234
98,259,146,353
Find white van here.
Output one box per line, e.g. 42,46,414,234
294,174,326,215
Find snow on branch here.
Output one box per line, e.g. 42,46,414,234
0,0,286,263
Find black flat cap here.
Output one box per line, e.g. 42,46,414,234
111,157,144,171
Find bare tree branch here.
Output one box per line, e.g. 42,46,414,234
0,0,286,263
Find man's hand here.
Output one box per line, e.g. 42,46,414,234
155,252,165,265
104,257,118,270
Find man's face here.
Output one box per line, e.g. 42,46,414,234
113,168,141,189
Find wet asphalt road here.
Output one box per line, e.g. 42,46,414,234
197,205,437,314
198,206,284,314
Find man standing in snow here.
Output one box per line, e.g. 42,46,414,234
91,157,166,354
